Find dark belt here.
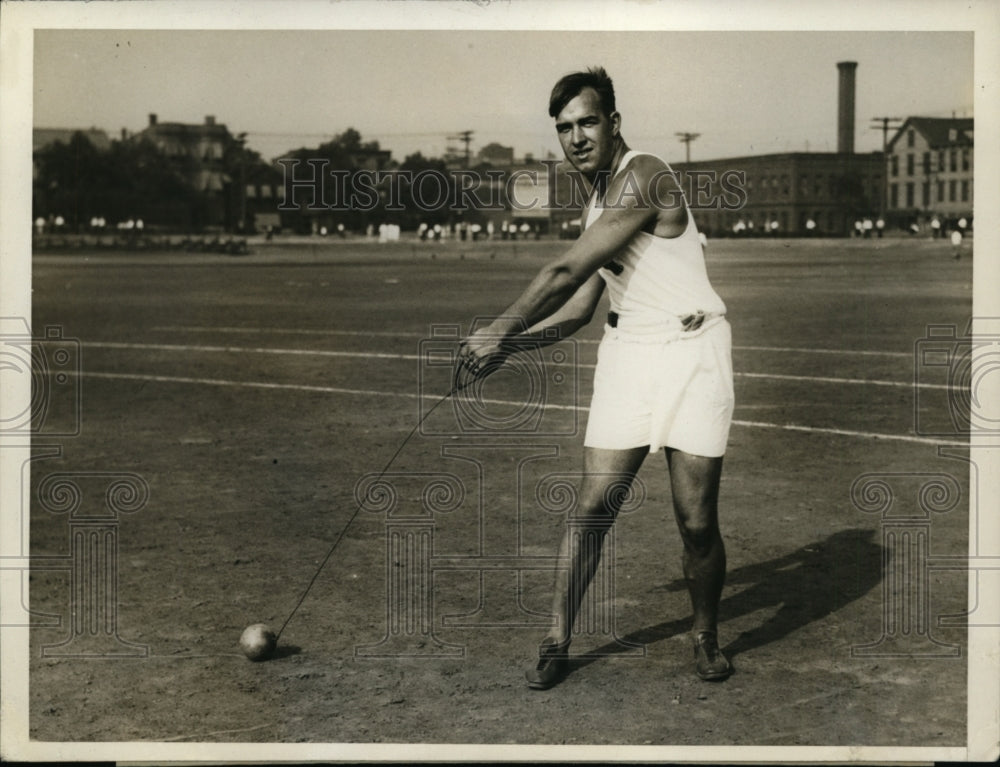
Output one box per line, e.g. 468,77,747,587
607,310,710,331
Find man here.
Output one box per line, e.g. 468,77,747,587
458,67,735,689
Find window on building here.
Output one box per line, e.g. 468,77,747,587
961,180,969,202
907,129,915,148
922,182,929,208
781,175,789,197
922,152,930,175
937,180,945,203
962,150,970,171
948,180,956,202
906,154,914,176
890,156,898,177
906,182,914,208
890,183,898,208
938,150,945,172
949,150,957,172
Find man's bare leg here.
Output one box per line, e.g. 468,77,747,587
546,446,649,644
664,447,731,679
526,446,647,689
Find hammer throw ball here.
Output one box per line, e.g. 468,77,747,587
240,623,277,661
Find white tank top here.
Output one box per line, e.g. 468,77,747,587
584,150,727,332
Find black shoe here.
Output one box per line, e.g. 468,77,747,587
693,630,733,681
525,638,570,690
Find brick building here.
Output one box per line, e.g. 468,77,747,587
671,151,883,236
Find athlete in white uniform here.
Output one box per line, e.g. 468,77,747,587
584,149,733,459
460,67,734,688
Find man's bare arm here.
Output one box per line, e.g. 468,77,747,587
499,273,606,354
459,155,685,369
488,157,680,335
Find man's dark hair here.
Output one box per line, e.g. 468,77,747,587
548,67,616,118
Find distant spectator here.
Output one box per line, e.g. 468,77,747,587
876,218,884,238
931,217,941,238
951,229,963,260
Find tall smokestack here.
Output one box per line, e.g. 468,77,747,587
837,61,857,154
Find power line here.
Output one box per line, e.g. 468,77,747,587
243,129,452,139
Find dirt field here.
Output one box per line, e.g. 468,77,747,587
23,235,974,752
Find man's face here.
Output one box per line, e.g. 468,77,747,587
554,87,620,178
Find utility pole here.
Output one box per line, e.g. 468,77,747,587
675,132,700,163
870,117,903,221
447,130,474,167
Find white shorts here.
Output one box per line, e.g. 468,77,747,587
583,318,735,457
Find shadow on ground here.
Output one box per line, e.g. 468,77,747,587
570,528,881,673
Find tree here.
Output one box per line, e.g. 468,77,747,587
33,131,220,232
275,128,392,233
33,132,105,229
394,152,456,229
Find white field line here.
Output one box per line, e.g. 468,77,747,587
85,341,948,391
69,370,965,447
152,325,915,358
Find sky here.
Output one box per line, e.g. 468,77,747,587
33,29,974,166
